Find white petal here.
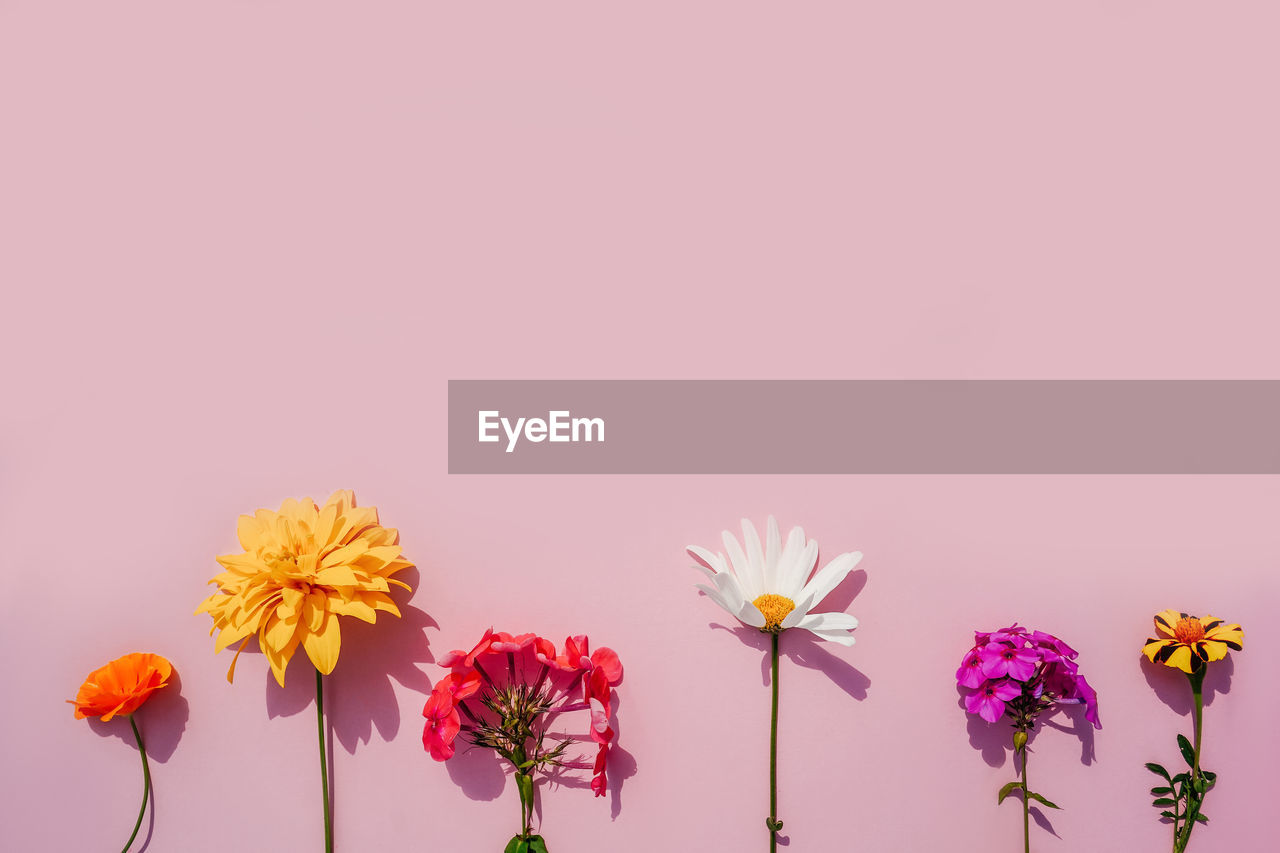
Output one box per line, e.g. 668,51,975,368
779,525,804,575
804,629,858,647
741,519,767,594
722,528,760,598
692,563,717,582
798,551,862,608
736,600,767,628
687,545,728,575
795,611,859,632
694,584,734,617
780,539,819,599
711,570,748,613
763,516,781,590
779,599,810,630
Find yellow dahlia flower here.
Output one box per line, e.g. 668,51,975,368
196,490,413,686
1142,609,1243,675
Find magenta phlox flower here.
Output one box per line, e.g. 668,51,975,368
956,623,1101,731
979,642,1040,681
956,648,988,688
965,679,1022,723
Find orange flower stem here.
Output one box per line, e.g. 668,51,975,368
316,668,333,853
122,716,151,853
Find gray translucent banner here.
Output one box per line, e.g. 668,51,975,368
448,380,1280,474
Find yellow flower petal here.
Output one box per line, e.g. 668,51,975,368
198,491,415,685
1164,644,1195,674
303,613,341,675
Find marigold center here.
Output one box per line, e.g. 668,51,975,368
753,594,796,630
1174,616,1206,644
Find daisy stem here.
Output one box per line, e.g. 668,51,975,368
768,630,780,853
316,668,333,853
121,716,151,853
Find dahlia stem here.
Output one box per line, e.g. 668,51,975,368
768,630,780,853
121,716,151,853
1019,744,1030,853
316,668,333,853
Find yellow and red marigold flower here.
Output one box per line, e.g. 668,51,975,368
196,490,413,686
1142,609,1243,675
69,653,174,722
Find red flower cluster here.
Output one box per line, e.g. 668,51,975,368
423,629,623,797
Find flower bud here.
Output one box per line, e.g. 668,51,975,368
1013,730,1028,751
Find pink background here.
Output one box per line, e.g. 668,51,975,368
2,2,1278,851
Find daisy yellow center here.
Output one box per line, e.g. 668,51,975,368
1173,617,1206,644
753,594,796,630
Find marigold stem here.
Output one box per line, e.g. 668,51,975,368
121,716,151,853
317,668,333,853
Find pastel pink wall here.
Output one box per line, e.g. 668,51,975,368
2,2,1277,851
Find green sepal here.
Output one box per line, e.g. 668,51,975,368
997,781,1024,804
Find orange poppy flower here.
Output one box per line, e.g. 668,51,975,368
69,653,174,722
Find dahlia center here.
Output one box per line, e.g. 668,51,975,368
1174,617,1206,644
753,594,796,630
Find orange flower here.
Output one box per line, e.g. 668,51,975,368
69,653,174,722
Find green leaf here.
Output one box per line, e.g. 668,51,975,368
1145,763,1171,780
1194,814,1208,824
1160,810,1178,820
1152,798,1176,807
504,837,525,853
997,781,1024,804
1178,735,1196,767
1202,770,1217,783
1026,791,1061,810
527,836,549,853
1150,787,1174,796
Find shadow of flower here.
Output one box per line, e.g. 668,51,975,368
445,743,507,801
958,685,1096,768
85,670,190,852
87,669,190,764
1141,652,1234,716
263,569,436,754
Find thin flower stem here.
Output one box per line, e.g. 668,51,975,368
316,668,333,853
121,716,151,853
1176,670,1207,853
1020,744,1030,853
768,631,780,853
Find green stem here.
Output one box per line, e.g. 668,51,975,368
317,668,333,853
1020,744,1030,853
768,631,780,853
121,716,151,853
1176,670,1207,853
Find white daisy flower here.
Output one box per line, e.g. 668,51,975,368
688,516,862,645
